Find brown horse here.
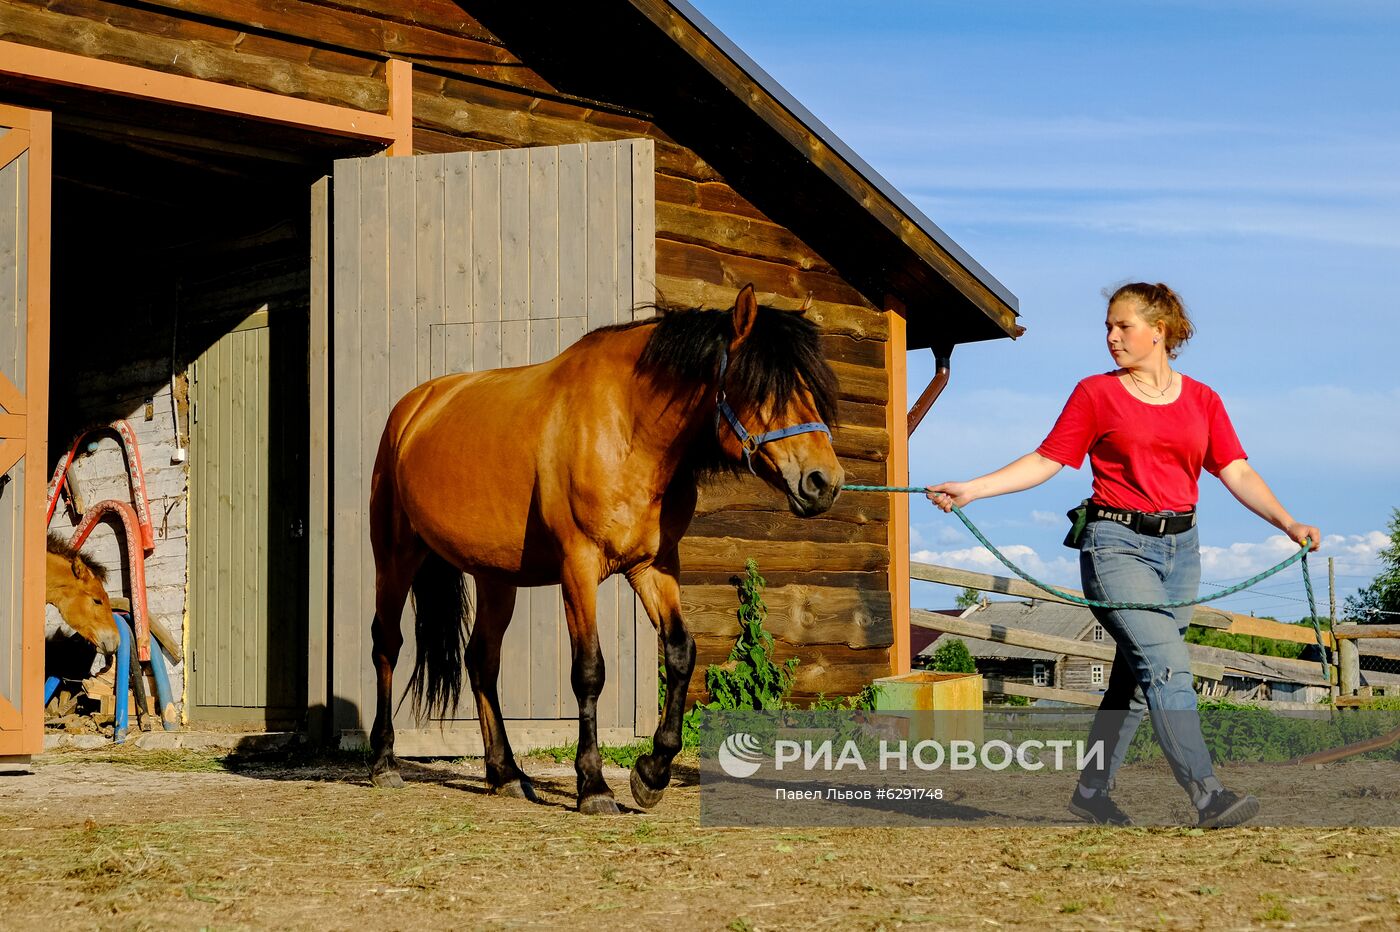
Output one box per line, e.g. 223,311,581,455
369,284,843,813
45,532,120,655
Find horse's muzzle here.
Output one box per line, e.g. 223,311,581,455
787,467,840,517
95,628,121,656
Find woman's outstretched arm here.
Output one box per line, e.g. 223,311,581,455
926,452,1064,512
1217,459,1321,551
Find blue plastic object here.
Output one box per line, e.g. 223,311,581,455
44,675,61,706
112,612,132,744
147,635,178,732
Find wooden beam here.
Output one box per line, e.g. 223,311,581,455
1221,613,1335,649
913,560,1235,628
0,128,29,173
982,679,1102,707
0,370,27,417
911,560,1343,645
385,59,414,156
1334,624,1400,640
885,297,910,676
0,40,399,145
915,608,1341,688
913,609,1227,681
919,608,1344,688
0,415,25,439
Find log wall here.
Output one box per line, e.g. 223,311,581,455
1,0,897,704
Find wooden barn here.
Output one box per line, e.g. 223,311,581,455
0,0,1020,762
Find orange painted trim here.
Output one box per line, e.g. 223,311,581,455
0,103,35,130
0,438,23,475
0,107,48,753
0,697,21,730
20,109,51,753
0,370,25,415
385,59,415,156
0,128,29,172
884,297,912,676
0,41,407,147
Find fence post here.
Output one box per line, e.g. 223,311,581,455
1339,638,1360,696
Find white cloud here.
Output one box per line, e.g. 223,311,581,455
1200,530,1389,581
1030,510,1060,527
911,543,1081,591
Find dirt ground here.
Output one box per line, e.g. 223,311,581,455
2,747,1398,931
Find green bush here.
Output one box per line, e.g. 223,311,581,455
928,637,978,674
678,559,799,747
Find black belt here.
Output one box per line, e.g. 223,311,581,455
1088,504,1197,536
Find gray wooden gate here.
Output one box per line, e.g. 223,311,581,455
0,106,49,762
321,140,657,754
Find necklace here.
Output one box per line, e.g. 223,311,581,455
1128,369,1174,399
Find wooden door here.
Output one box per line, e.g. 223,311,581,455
0,105,50,762
188,309,307,724
322,140,658,754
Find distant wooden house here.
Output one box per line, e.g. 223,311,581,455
918,600,1114,694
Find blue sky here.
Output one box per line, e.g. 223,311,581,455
692,0,1399,620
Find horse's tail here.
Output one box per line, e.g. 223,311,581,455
404,550,472,721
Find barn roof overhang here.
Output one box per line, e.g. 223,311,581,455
468,1,1022,350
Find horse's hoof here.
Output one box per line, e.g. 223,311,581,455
630,766,666,810
494,779,539,803
371,770,405,790
578,794,621,816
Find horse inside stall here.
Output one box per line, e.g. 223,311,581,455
45,532,120,656
369,284,843,813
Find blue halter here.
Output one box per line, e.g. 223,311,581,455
715,347,832,475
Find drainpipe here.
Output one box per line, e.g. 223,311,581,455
907,343,954,437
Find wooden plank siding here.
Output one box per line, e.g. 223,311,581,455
2,0,899,708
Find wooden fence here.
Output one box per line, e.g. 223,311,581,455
911,561,1400,707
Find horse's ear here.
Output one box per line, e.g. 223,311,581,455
70,557,83,579
733,284,759,346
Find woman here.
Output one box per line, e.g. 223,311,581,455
927,282,1319,828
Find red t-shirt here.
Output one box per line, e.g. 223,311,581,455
1036,373,1247,513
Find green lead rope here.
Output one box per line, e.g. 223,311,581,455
843,484,1331,679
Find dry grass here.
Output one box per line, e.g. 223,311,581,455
1,749,1398,929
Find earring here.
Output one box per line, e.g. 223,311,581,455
1153,337,1159,344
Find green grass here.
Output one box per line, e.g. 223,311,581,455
529,739,653,768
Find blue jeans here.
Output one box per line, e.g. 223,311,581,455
1078,519,1223,804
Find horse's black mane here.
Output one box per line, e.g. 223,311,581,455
603,300,839,480
47,531,109,584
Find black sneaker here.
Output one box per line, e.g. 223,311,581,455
1196,789,1259,829
1068,789,1133,826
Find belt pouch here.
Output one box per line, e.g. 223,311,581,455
1063,499,1090,549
